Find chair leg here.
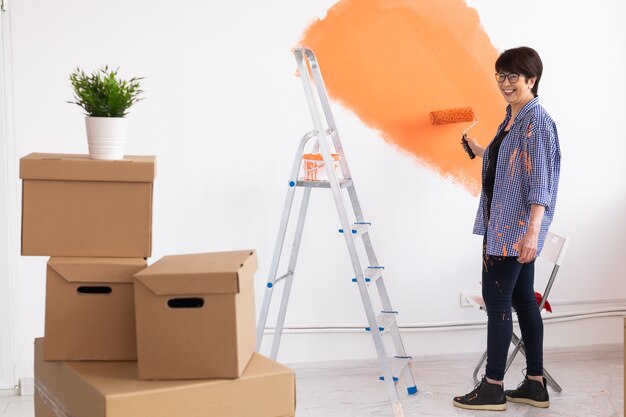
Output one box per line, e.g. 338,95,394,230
514,335,563,393
542,368,563,392
505,333,524,373
473,349,488,384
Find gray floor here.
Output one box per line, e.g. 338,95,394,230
0,344,622,417
293,344,624,417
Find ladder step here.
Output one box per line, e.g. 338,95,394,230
338,222,371,237
379,356,412,384
351,266,384,285
365,310,398,333
294,179,353,188
376,311,398,330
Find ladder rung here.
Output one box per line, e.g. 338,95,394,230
272,272,293,286
351,266,384,285
365,266,384,284
376,311,398,331
339,222,371,237
379,356,412,384
391,356,412,380
365,310,398,333
295,179,353,188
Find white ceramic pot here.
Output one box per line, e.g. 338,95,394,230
85,117,129,160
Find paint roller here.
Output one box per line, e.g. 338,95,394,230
429,107,478,159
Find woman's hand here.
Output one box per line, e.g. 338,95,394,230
517,229,539,263
464,136,484,158
517,204,546,263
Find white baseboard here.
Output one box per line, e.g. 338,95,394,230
260,314,624,363
19,377,34,396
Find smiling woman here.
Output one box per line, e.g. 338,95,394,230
454,47,561,411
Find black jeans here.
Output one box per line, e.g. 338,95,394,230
482,255,544,380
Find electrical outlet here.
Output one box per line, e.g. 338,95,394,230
460,292,474,307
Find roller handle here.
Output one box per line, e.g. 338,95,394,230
461,134,476,159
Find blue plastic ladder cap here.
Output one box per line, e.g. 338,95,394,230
267,282,273,288
407,386,418,395
379,327,384,332
365,327,370,331
365,278,371,282
379,376,384,381
289,180,296,187
351,278,357,282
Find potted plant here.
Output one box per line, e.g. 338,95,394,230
69,66,143,160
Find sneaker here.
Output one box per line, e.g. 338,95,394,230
453,377,507,411
504,376,550,408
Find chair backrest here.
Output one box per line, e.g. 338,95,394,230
539,231,570,267
536,231,570,310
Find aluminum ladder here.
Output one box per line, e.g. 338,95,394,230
256,47,417,417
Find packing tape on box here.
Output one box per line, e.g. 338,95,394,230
35,378,75,417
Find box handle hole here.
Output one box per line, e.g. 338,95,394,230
168,298,204,308
77,286,112,294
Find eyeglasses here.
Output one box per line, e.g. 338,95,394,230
495,72,520,83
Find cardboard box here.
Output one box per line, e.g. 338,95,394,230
134,250,257,379
20,153,156,257
34,338,295,417
45,257,147,361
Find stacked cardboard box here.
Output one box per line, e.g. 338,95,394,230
133,250,258,380
21,153,295,417
21,153,156,360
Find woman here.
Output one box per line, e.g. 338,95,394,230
453,47,561,411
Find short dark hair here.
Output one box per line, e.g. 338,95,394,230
495,47,543,97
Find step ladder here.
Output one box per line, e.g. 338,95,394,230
256,47,417,417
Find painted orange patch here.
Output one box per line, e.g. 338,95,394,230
508,148,518,178
300,0,504,195
524,151,532,174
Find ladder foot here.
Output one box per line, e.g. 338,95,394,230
266,282,273,288
407,386,418,395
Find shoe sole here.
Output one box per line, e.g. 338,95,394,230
453,400,507,411
505,396,550,408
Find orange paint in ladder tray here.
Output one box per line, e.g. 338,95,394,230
300,0,504,195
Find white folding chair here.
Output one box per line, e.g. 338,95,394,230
468,231,570,392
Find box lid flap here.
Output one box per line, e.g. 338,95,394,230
20,153,156,182
48,257,147,284
134,250,256,295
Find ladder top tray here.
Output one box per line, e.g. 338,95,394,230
296,178,353,189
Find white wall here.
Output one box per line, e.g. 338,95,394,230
3,0,625,380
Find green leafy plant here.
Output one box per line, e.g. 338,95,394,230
69,66,143,117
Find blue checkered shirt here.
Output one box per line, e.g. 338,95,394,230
473,97,561,256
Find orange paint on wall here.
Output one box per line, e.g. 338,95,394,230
300,0,504,195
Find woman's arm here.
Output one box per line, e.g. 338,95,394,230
517,203,546,263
